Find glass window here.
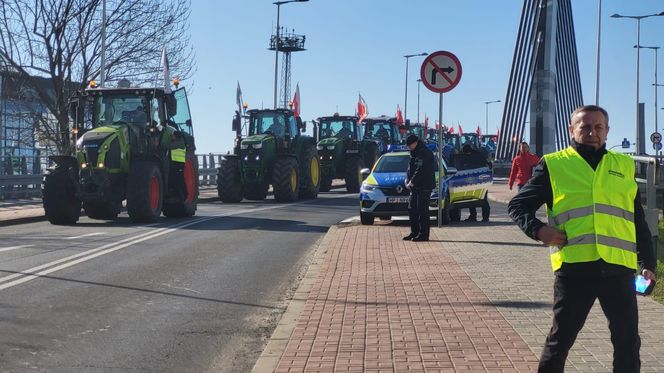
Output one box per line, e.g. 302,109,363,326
288,116,297,136
374,155,410,173
171,88,193,136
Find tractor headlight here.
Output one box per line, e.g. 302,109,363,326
361,182,376,192
255,155,260,161
240,144,249,150
81,163,88,169
243,156,249,161
97,162,105,168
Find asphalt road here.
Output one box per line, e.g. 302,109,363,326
0,190,357,372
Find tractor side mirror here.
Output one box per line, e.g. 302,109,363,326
296,117,306,133
232,115,241,132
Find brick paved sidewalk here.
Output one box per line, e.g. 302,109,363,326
256,218,664,372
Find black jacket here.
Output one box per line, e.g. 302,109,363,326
507,141,656,277
407,142,436,191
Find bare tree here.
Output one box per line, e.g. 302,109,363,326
0,0,195,154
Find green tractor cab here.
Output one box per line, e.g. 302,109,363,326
313,115,380,193
42,84,198,224
217,108,320,203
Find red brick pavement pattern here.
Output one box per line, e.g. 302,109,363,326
274,225,539,372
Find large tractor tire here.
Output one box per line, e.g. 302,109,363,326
83,200,121,220
298,143,320,199
163,152,199,217
217,157,242,203
127,161,163,223
42,166,81,225
363,142,380,169
344,156,364,193
243,182,269,201
272,157,299,202
319,176,333,192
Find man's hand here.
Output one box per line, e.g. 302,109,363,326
536,225,567,246
642,269,656,281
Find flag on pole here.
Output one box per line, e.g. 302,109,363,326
424,115,429,131
357,93,368,124
396,105,404,125
292,83,301,117
236,81,243,114
476,125,482,136
496,126,500,140
448,125,454,134
458,124,463,135
160,46,171,93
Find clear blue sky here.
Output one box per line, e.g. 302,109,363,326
186,0,664,155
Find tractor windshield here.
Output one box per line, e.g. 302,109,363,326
318,119,357,140
250,112,287,138
406,126,424,138
427,129,439,143
366,121,394,143
92,93,153,127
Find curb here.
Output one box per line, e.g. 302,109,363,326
251,225,337,373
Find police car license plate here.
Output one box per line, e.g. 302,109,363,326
387,196,410,203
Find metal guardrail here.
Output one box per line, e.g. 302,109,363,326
0,153,227,200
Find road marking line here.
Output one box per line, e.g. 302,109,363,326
0,245,34,253
65,232,105,240
0,204,285,291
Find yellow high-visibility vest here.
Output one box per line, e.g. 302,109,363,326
171,148,186,163
544,146,637,271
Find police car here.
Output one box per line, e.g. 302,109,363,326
358,145,492,225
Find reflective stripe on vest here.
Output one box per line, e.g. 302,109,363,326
544,146,637,271
171,148,186,163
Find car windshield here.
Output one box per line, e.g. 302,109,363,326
318,119,355,140
373,155,409,173
250,112,287,137
93,93,151,127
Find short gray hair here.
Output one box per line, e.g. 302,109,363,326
570,105,609,126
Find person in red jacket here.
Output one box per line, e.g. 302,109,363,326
508,142,540,190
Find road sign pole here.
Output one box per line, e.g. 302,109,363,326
438,92,443,228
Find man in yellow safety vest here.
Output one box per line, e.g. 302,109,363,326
508,105,656,372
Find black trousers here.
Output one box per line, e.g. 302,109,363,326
169,160,186,200
408,189,431,238
468,197,490,220
539,274,640,373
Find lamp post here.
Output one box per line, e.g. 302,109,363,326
635,46,660,152
611,11,664,154
416,79,422,125
484,100,501,135
272,0,308,109
403,52,428,122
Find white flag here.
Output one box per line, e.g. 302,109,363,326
161,46,171,93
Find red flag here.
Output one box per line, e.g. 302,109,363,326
496,126,500,140
424,115,429,131
396,105,404,125
458,124,463,134
357,93,368,124
476,125,482,136
292,83,301,117
448,125,454,134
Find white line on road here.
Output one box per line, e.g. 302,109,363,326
0,204,286,291
65,232,105,240
0,245,34,253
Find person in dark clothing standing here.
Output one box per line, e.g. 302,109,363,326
403,134,436,242
508,105,657,373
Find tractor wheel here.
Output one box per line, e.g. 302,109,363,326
127,161,163,223
363,142,380,169
243,182,269,201
83,200,121,220
298,143,320,199
217,157,242,203
272,157,299,202
319,176,332,192
42,166,81,225
344,156,364,193
163,152,199,217
360,211,374,225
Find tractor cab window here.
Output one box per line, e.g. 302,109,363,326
427,130,438,143
318,119,356,140
93,93,150,127
169,88,193,136
288,115,297,137
251,112,286,138
369,122,392,143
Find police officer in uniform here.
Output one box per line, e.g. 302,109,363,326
508,105,656,372
403,134,435,242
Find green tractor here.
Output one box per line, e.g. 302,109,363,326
42,82,198,224
313,114,380,193
217,108,320,203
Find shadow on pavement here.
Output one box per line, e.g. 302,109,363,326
319,298,551,309
176,216,329,233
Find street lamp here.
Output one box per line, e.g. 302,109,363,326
403,52,428,122
611,11,664,154
272,0,309,109
484,100,501,134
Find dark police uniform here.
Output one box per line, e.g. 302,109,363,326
508,141,656,372
405,138,435,241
